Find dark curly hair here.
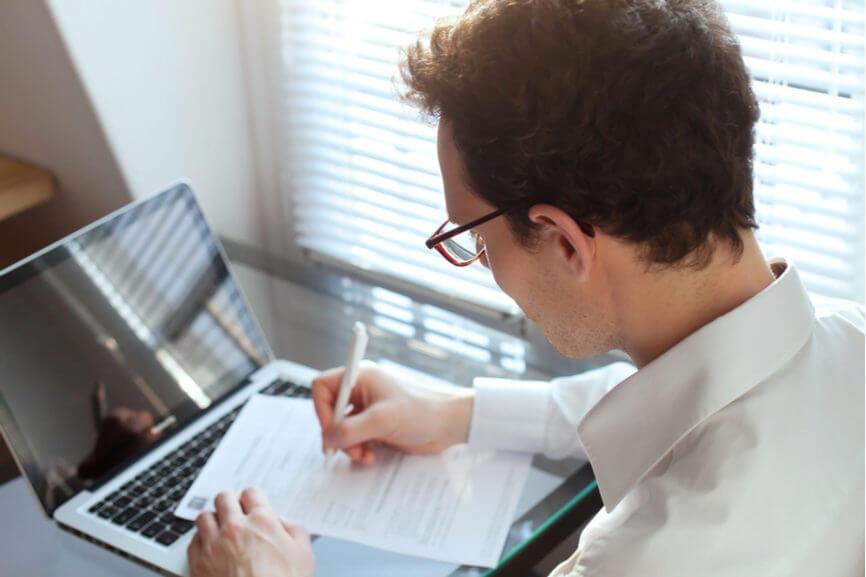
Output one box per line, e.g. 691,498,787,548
401,0,760,268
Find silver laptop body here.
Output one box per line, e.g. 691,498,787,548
0,182,317,576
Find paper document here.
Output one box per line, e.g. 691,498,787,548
175,395,532,567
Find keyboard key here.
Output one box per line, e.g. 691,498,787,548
111,495,132,508
88,501,103,513
163,473,184,487
131,497,153,509
159,512,180,526
149,485,170,499
111,507,138,526
156,530,182,546
127,511,156,532
126,484,147,498
174,466,193,479
168,489,186,502
183,449,202,461
171,519,195,534
142,521,166,539
153,499,173,513
140,475,159,487
97,505,118,519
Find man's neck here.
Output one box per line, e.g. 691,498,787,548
617,233,776,368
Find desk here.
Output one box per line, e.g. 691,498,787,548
0,155,55,221
0,260,605,576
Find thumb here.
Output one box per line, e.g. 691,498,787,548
325,405,388,450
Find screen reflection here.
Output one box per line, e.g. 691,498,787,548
0,185,271,512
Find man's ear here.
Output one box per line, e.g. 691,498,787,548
527,204,595,279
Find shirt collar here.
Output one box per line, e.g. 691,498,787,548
577,259,815,512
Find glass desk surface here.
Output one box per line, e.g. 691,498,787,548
230,261,607,576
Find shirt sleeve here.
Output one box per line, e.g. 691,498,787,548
467,361,636,460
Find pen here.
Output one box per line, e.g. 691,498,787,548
326,321,369,463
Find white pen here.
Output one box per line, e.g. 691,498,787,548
326,321,369,464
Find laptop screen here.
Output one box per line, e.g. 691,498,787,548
0,183,272,513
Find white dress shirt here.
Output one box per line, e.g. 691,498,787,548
468,260,865,576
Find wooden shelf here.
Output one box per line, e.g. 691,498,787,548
0,155,55,221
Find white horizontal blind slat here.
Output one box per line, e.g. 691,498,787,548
721,0,865,302
281,0,865,312
281,0,517,313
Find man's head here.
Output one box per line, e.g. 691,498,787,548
402,0,761,357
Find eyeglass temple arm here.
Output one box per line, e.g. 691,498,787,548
425,207,511,249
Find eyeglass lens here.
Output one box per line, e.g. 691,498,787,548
442,227,481,262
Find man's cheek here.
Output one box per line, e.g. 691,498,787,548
488,258,524,305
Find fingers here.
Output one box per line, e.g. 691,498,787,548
344,444,364,461
214,490,243,527
312,363,378,428
313,366,373,446
312,368,342,433
195,511,219,544
325,405,387,450
359,444,376,465
281,520,311,543
239,487,270,514
186,535,201,574
342,442,376,464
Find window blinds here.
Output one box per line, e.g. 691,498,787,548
281,0,865,312
721,0,865,302
280,0,518,314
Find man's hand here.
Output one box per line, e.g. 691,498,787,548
312,361,474,464
187,488,314,577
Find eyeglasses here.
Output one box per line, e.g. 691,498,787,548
425,207,510,267
425,206,595,267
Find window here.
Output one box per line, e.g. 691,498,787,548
280,0,865,311
720,0,865,302
279,0,516,315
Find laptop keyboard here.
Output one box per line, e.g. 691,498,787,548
87,378,310,546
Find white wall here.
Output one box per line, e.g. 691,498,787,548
0,0,132,267
47,0,266,248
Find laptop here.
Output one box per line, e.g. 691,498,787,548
0,182,318,576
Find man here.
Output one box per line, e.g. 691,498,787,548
187,0,865,575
